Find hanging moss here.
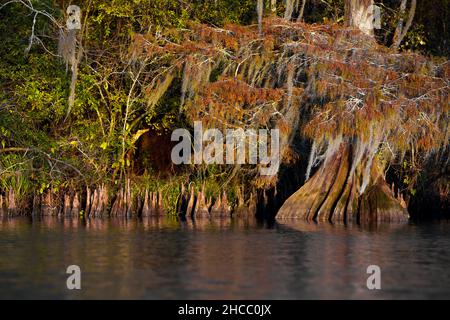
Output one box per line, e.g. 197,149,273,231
130,17,447,222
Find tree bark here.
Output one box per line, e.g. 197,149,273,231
296,0,306,22
284,0,294,20
391,0,417,49
344,0,375,36
277,140,409,223
271,0,277,14
257,0,264,35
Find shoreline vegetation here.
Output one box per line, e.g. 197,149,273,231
0,1,448,222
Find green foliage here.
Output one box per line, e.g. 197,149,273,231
0,0,448,215
0,154,32,200
399,24,427,52
191,0,256,25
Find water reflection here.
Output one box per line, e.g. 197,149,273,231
0,217,449,299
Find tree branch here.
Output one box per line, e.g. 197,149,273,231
392,0,417,49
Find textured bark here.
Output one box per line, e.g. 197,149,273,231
177,183,221,218
41,191,59,216
210,191,231,217
345,0,375,36
271,0,277,14
392,0,417,49
0,186,162,217
257,0,264,35
0,194,4,217
277,141,409,223
7,189,17,215
85,187,91,216
111,188,125,216
297,0,306,22
193,184,209,218
63,194,71,216
284,0,294,20
85,185,109,217
72,192,80,216
142,189,151,216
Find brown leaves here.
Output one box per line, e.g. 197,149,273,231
129,17,449,157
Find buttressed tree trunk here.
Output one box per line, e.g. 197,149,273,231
276,0,410,223
277,138,409,223
344,0,375,36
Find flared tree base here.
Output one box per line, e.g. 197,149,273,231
277,142,409,223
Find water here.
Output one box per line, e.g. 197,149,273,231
0,216,450,299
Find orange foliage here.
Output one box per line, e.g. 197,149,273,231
130,17,449,158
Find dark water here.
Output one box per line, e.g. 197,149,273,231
0,216,450,299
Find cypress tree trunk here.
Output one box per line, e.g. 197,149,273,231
271,0,277,14
276,1,412,223
344,0,375,36
277,140,409,223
